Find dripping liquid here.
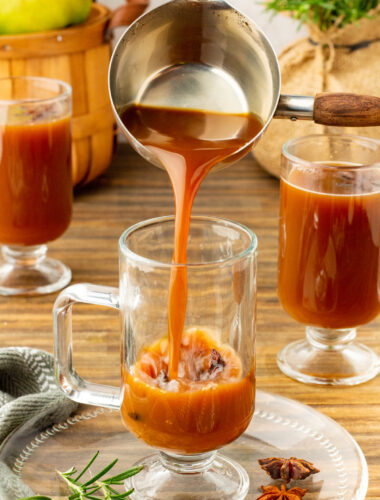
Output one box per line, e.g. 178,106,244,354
121,105,262,378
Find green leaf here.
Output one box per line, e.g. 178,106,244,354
74,451,99,482
264,0,378,30
18,453,142,500
17,497,52,500
105,465,144,484
109,489,135,499
106,485,120,495
82,458,118,486
62,466,77,477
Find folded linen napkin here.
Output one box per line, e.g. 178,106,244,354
0,347,78,499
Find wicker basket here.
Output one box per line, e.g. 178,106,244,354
0,4,127,185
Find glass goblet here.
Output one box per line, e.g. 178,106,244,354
0,76,72,295
54,216,257,500
278,134,380,385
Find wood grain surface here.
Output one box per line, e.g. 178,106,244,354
314,93,380,127
0,144,379,497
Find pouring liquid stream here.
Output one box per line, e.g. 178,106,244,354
120,105,263,379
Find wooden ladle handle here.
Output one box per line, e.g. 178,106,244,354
314,93,380,127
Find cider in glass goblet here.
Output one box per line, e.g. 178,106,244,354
0,76,72,295
278,134,380,385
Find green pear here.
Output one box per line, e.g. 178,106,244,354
0,0,92,35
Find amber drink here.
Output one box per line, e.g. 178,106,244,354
54,216,257,500
0,77,72,295
55,91,260,500
278,134,380,386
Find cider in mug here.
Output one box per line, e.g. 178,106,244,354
55,103,258,500
121,327,255,453
119,104,261,452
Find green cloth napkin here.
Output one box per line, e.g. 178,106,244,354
0,347,78,499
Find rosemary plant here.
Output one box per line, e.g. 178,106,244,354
18,451,143,500
265,0,379,31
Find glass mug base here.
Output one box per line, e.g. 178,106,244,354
126,452,249,500
277,326,380,386
0,245,71,296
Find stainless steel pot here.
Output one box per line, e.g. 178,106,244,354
109,0,380,169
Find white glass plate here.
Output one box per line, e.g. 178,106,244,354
0,390,368,500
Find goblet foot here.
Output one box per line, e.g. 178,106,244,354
126,451,249,500
277,326,380,386
0,245,71,296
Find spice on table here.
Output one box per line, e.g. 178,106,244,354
258,457,320,483
256,484,308,499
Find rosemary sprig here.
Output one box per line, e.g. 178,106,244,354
265,0,379,31
18,451,143,500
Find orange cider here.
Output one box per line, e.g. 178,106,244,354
121,328,255,453
278,167,380,329
120,105,261,452
0,113,71,246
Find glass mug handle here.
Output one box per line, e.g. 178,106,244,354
54,283,121,410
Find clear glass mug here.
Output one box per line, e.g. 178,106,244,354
277,134,380,386
0,76,72,296
54,215,257,500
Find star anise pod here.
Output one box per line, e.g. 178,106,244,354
208,348,226,374
158,369,169,383
256,484,308,499
258,457,320,483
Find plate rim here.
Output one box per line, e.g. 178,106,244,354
3,389,369,500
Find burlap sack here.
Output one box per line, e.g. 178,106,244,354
254,7,380,177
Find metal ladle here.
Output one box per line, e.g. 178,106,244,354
109,0,380,169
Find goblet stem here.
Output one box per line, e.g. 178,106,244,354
2,244,48,266
306,325,357,351
159,451,217,473
277,325,380,386
0,244,71,296
127,451,249,499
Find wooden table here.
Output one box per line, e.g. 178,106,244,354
1,144,379,497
